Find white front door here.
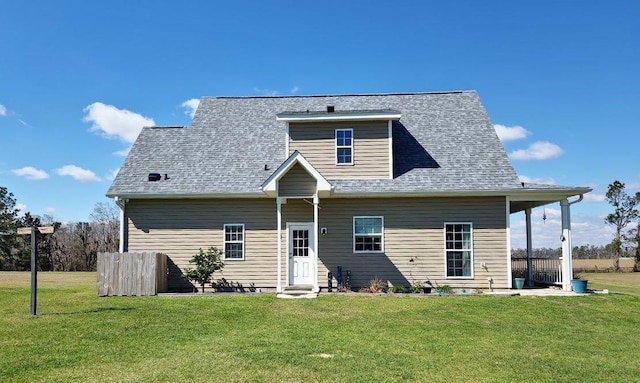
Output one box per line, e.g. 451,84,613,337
288,223,315,286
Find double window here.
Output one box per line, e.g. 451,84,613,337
335,129,353,165
224,224,244,260
445,223,473,277
353,216,383,253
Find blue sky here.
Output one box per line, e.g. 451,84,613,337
1,1,638,248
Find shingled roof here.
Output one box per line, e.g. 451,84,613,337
107,91,582,198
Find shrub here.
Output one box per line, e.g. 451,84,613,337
181,247,224,293
359,277,385,293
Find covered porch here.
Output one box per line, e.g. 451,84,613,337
508,184,591,291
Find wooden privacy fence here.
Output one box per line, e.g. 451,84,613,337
97,252,168,296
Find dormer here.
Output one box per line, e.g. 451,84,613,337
277,107,401,179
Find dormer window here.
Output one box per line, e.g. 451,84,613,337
335,128,353,165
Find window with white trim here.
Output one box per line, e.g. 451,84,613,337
224,224,244,260
353,216,383,252
336,128,353,165
445,223,473,277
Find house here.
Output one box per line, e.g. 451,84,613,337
107,91,591,294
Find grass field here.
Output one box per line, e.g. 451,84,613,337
581,272,640,296
1,272,639,382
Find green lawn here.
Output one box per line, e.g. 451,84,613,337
1,272,639,382
581,272,640,296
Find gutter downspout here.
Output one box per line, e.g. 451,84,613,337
560,194,584,291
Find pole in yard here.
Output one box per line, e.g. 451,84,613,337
18,225,53,316
31,225,38,316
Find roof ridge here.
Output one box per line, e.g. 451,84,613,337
203,90,475,100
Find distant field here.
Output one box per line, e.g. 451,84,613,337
573,258,635,272
1,272,640,382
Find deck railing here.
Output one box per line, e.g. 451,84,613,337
511,257,563,286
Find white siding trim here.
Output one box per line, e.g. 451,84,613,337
444,222,474,279
118,200,126,253
285,122,290,159
388,120,393,179
277,112,402,122
276,198,282,293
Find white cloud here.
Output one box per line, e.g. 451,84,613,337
253,87,279,96
12,166,50,180
83,102,155,144
44,207,55,214
0,104,6,116
518,175,556,185
105,169,119,181
180,98,200,119
290,86,300,94
113,147,131,157
583,193,605,202
510,208,613,249
15,203,27,213
56,165,101,182
509,141,563,160
494,124,530,142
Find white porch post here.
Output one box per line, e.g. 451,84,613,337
560,199,574,291
313,195,319,293
276,197,283,293
525,208,534,287
116,197,127,253
506,197,512,289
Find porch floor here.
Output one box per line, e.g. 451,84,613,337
486,286,602,297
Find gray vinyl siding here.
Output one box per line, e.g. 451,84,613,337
126,196,509,291
289,121,389,179
278,163,317,197
126,198,278,291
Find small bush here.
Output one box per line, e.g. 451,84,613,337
390,285,406,293
181,246,224,293
359,278,385,293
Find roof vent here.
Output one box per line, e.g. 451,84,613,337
148,173,161,182
327,105,335,113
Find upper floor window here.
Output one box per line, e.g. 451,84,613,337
353,216,383,253
224,224,245,260
335,128,353,165
445,223,473,277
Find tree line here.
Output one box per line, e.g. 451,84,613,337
0,186,119,271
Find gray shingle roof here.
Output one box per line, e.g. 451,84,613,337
107,91,572,198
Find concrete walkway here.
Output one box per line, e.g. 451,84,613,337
485,286,605,297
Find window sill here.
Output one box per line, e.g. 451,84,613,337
445,276,474,280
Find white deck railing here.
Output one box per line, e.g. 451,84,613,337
511,257,563,286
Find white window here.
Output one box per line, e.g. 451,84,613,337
336,128,353,165
353,216,383,253
224,224,244,260
445,223,473,278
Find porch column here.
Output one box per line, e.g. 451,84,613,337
525,208,534,287
313,195,319,293
276,197,283,293
116,197,127,253
560,199,573,291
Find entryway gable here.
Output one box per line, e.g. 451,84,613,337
261,150,332,198
279,163,316,197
